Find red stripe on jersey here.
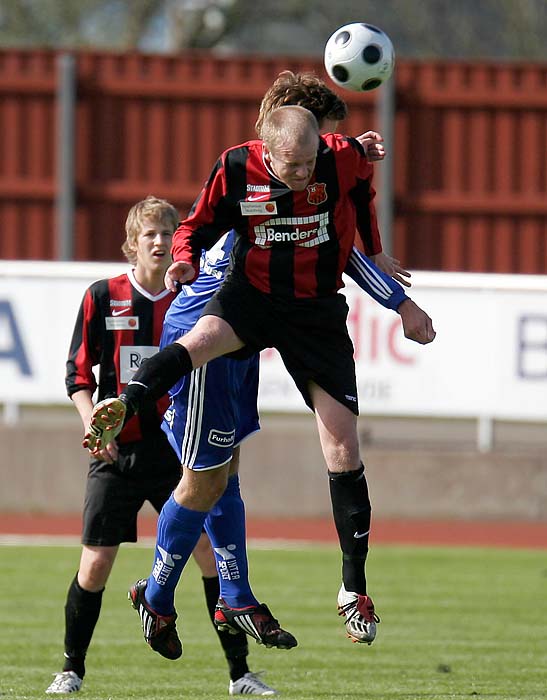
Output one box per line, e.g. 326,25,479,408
173,134,380,299
68,289,99,394
66,272,177,444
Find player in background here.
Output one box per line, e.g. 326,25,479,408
45,196,273,697
86,100,433,660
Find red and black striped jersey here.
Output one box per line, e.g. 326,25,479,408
172,133,381,299
65,270,177,444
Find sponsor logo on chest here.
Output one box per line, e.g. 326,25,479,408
119,345,158,384
240,200,277,216
253,211,330,248
241,184,274,212
105,316,139,330
107,299,136,329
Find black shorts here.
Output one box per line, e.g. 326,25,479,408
81,432,181,547
203,272,359,414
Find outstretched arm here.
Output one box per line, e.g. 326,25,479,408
344,247,408,310
344,247,435,345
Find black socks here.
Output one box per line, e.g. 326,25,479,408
62,574,104,679
328,463,371,594
202,576,249,682
120,342,193,418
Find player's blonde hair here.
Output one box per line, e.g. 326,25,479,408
122,195,179,265
261,105,320,154
255,71,348,137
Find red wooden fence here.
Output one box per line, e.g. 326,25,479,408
0,49,546,272
395,61,547,273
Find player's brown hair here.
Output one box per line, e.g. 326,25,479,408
255,71,348,137
122,195,179,265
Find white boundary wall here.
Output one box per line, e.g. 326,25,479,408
1,261,546,431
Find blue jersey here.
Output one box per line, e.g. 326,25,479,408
164,230,408,331
345,248,408,310
164,231,236,331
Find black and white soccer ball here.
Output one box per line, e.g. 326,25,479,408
324,23,395,92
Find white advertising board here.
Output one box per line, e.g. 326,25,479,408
259,273,547,420
0,261,126,405
0,262,546,421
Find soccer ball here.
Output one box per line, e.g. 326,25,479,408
324,22,395,92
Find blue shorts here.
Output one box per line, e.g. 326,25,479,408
160,321,260,470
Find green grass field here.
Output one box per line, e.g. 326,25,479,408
0,541,545,699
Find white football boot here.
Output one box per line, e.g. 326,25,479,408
337,584,380,644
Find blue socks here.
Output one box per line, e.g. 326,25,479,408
146,494,207,614
145,474,257,614
205,474,258,608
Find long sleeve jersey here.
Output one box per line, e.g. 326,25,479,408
171,133,382,299
65,270,177,443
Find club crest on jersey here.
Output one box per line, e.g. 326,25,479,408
307,183,327,205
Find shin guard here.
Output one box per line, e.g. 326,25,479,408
328,463,371,594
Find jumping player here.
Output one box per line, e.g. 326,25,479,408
83,106,435,657
123,76,422,666
254,70,411,288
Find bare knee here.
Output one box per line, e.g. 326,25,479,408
323,440,359,472
180,316,243,368
311,385,360,472
173,465,230,511
78,546,118,591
